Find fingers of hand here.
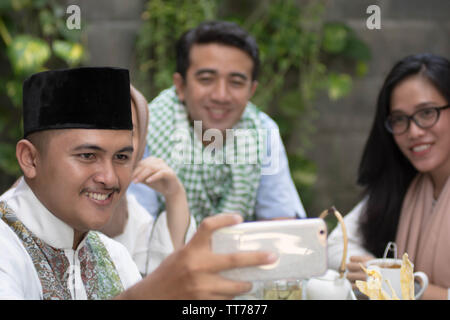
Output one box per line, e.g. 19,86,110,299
132,167,154,183
188,213,243,249
133,157,164,177
347,257,371,284
200,274,253,299
183,273,253,300
167,249,253,299
347,271,367,284
347,261,364,272
138,157,169,172
349,255,374,263
133,167,173,184
144,170,169,184
348,255,374,273
210,278,253,299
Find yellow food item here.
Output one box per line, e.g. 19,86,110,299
357,253,415,300
356,266,391,300
400,253,414,300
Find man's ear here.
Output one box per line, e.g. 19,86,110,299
173,72,186,102
249,80,258,99
16,139,39,179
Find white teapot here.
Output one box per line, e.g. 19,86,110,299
305,207,354,300
306,269,353,300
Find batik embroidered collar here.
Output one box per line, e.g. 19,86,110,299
0,179,124,299
8,178,74,249
147,87,263,223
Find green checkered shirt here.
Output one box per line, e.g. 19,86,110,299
147,87,264,223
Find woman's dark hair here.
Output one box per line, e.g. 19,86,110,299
358,53,450,257
175,20,260,81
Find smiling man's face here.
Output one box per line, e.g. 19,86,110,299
29,128,134,234
174,43,258,134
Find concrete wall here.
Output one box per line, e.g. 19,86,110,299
66,0,146,81
64,0,449,217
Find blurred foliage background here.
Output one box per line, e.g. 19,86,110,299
0,0,371,223
135,0,371,212
0,0,85,186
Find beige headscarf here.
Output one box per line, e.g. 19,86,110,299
100,85,149,237
395,173,450,287
130,85,149,166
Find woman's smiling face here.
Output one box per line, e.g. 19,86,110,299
390,74,450,179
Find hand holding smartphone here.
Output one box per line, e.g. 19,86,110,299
211,218,328,281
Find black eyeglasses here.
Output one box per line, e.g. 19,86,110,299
385,104,450,135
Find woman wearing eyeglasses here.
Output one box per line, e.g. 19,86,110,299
327,53,450,299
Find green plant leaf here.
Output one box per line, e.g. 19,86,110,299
278,90,305,117
288,152,317,187
327,73,352,101
293,169,317,187
356,60,369,77
11,0,32,11
0,109,7,132
5,80,22,107
322,22,349,54
7,122,22,139
0,0,13,11
52,40,84,66
343,36,371,61
32,0,49,9
0,142,21,176
39,8,57,36
7,35,50,75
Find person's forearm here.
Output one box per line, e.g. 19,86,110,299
164,188,190,249
421,283,448,300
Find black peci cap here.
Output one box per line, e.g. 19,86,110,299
22,67,132,137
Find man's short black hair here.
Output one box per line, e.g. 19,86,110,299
176,20,260,81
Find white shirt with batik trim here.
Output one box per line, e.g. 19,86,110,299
0,178,141,300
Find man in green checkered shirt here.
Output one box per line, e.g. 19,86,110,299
131,20,306,224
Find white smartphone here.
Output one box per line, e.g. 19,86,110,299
211,218,328,281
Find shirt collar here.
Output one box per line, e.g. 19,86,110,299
5,178,75,249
